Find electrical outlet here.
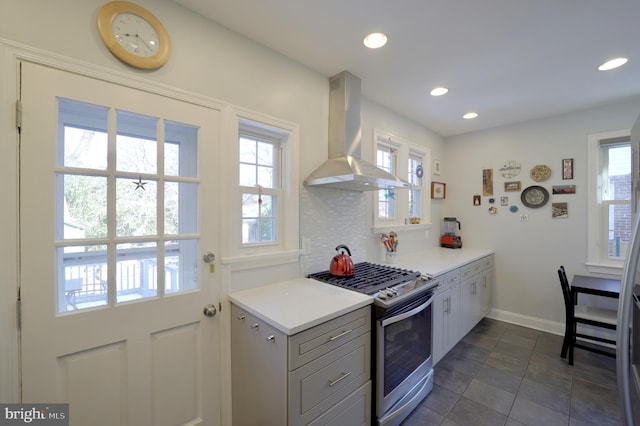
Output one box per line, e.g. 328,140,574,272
520,214,529,222
301,237,311,254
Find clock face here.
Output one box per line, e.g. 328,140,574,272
112,13,160,57
97,1,171,69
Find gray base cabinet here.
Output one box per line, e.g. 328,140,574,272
231,304,372,426
433,254,493,365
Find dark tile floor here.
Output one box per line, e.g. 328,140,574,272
402,318,622,426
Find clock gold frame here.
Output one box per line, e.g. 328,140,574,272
97,1,171,69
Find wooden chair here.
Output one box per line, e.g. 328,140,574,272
558,266,617,365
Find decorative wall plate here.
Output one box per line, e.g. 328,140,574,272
499,161,521,178
530,165,551,182
521,185,549,208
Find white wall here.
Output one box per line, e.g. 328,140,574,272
0,0,445,402
3,0,640,407
445,98,640,330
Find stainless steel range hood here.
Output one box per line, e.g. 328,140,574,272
304,71,410,191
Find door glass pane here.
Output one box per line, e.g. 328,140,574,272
165,121,198,177
58,98,108,170
165,239,199,294
61,174,108,239
116,110,158,174
56,100,201,311
165,181,198,235
116,177,157,237
58,245,108,313
116,242,158,302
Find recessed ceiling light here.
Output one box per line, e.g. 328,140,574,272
598,57,628,71
463,112,479,120
363,33,387,49
430,87,449,96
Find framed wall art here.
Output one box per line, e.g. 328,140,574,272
562,158,573,180
504,181,521,192
431,182,446,199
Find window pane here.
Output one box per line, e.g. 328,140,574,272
608,203,632,259
240,164,256,186
116,177,157,237
409,189,421,218
165,181,198,234
257,166,274,188
165,121,198,177
165,239,199,294
241,193,276,244
257,141,274,166
116,110,158,174
116,242,158,303
605,145,631,201
242,193,260,217
58,245,108,313
61,174,108,239
239,137,257,163
58,98,108,170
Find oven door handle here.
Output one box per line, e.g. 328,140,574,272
380,295,433,327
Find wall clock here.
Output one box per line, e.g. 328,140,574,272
97,1,171,70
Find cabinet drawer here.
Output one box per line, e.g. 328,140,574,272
461,255,493,279
289,332,371,426
307,381,371,426
289,306,371,370
436,269,460,292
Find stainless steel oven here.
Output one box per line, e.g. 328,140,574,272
375,289,434,426
308,262,438,426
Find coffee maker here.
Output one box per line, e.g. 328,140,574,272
440,217,462,248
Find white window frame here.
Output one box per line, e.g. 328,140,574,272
220,107,300,269
373,129,430,229
587,129,631,275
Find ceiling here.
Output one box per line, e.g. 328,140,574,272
174,0,640,137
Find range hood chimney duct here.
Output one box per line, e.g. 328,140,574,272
304,71,410,191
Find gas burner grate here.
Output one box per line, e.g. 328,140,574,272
307,262,421,295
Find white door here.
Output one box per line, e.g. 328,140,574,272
19,62,221,426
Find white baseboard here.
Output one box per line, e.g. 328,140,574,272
486,308,565,336
486,308,616,343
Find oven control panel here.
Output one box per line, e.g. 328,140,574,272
374,274,439,306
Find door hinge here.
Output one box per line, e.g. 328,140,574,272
15,99,22,131
16,299,22,330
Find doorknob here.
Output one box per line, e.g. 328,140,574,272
203,304,217,318
202,252,215,263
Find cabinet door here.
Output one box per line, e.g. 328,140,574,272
461,276,479,336
480,267,493,317
231,304,287,425
446,283,461,352
432,289,449,364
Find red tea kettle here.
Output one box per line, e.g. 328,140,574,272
330,245,354,277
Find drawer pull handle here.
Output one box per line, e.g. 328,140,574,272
266,335,275,343
329,329,353,341
328,371,352,387
237,314,246,320
250,323,259,329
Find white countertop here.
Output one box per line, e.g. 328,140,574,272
387,247,495,277
228,247,493,336
228,278,373,335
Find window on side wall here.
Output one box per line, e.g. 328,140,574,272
374,129,429,228
224,114,299,265
587,130,631,274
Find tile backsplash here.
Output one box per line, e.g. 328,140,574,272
299,187,370,274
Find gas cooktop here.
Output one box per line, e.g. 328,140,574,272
307,262,422,296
